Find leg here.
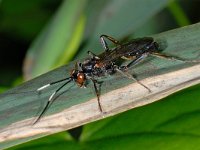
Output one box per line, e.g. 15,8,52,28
100,34,121,51
150,52,200,63
87,51,100,60
115,67,151,92
91,78,103,112
116,54,151,92
34,79,72,124
120,54,148,70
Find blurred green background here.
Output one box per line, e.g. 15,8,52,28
1,0,200,149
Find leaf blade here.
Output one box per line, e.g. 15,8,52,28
1,22,200,149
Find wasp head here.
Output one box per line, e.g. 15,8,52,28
70,63,86,87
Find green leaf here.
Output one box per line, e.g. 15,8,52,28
23,0,87,79
167,0,190,27
8,84,200,150
77,0,170,58
54,15,86,67
8,132,77,150
80,84,200,150
1,22,200,149
0,87,8,93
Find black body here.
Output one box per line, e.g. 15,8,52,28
81,37,158,78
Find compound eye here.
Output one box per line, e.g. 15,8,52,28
77,73,85,86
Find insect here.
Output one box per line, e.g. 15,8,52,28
34,34,198,124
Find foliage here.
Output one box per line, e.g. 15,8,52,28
0,0,200,149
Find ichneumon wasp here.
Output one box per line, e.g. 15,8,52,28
34,34,199,124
